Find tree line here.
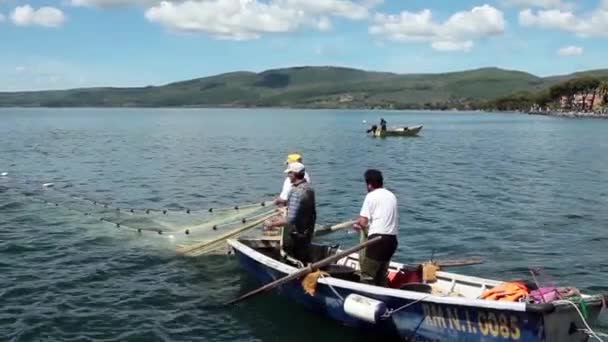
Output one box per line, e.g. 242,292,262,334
477,77,608,112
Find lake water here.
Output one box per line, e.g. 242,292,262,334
1,108,607,341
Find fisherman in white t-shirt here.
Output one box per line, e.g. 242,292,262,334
353,169,398,286
274,153,311,206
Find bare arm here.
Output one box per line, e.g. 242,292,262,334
275,178,291,206
264,217,287,230
353,216,369,232
354,195,370,231
355,216,369,228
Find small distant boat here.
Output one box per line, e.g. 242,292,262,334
370,125,423,137
228,237,606,342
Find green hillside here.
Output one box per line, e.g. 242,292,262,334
0,66,606,109
543,69,608,84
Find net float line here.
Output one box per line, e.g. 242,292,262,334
2,178,272,216
177,207,276,236
13,190,280,239
48,186,271,216
14,191,167,235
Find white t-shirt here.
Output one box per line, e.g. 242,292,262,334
359,188,398,236
279,171,311,201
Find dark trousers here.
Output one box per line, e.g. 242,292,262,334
282,225,313,264
359,233,398,286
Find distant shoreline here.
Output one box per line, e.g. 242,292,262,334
0,105,490,113
527,110,608,119
2,106,608,119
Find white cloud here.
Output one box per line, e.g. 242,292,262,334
369,4,505,52
144,0,377,39
10,5,66,28
283,0,370,20
70,0,157,8
442,4,505,39
315,16,332,31
518,8,577,28
432,40,474,52
145,0,302,40
0,13,5,23
15,66,27,73
557,45,583,56
519,5,608,37
504,0,573,10
361,0,382,7
369,10,438,43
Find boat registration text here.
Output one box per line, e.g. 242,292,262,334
422,303,522,340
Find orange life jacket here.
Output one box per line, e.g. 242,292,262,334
480,282,529,302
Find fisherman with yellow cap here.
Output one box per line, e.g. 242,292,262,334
274,153,311,206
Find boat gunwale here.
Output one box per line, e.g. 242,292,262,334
336,249,606,313
227,238,547,312
370,125,423,137
391,125,423,132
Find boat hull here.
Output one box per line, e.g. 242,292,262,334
374,125,423,137
230,241,605,342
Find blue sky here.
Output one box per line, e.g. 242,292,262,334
1,0,607,90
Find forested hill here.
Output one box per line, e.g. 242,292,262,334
1,66,608,109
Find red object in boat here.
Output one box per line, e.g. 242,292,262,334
387,266,422,289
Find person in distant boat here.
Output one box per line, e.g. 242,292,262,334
366,124,378,135
274,153,311,206
380,118,387,132
353,169,398,286
264,162,317,264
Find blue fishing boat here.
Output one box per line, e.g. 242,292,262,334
228,238,607,342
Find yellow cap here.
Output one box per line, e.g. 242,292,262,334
285,153,302,164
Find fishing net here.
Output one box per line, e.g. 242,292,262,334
1,175,279,256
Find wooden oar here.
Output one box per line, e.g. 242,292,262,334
389,257,484,270
227,236,383,305
176,211,279,256
313,219,356,237
256,219,355,240
427,257,484,267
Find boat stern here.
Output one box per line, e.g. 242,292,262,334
539,295,607,342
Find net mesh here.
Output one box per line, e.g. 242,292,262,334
1,176,278,255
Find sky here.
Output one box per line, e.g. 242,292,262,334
1,0,608,91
